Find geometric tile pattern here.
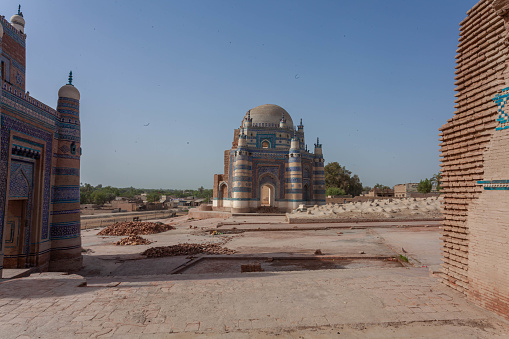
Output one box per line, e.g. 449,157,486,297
493,86,509,131
0,114,53,240
51,185,80,204
8,160,34,198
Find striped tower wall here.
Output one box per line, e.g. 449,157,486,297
286,138,302,210
231,136,252,213
49,95,82,271
312,143,325,204
440,0,509,320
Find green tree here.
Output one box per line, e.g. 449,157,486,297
325,162,364,197
374,183,390,190
431,172,442,191
146,191,161,203
417,178,432,193
326,187,346,196
91,190,110,205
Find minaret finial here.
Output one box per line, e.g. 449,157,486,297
68,71,73,85
247,109,251,118
317,137,319,144
300,118,302,125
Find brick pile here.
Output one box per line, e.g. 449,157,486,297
115,235,152,246
97,222,175,236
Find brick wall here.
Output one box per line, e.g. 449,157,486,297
440,0,509,321
439,0,505,294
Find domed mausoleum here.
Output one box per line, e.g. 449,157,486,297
213,104,325,212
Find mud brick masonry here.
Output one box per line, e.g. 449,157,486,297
0,8,82,276
212,104,325,213
439,0,509,321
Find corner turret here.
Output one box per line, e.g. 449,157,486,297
298,118,304,132
243,110,252,128
10,5,25,33
314,137,322,156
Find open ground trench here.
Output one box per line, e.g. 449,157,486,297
78,216,442,278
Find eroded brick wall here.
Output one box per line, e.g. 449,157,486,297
440,0,509,320
439,0,506,293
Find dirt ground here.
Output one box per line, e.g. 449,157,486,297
2,215,508,338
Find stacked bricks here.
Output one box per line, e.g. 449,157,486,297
286,137,302,210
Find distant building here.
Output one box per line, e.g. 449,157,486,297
394,183,418,198
0,8,82,275
212,104,325,212
364,187,394,198
394,183,438,198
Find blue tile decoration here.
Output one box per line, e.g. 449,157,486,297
51,208,80,215
8,160,33,198
52,167,80,176
1,114,52,240
493,87,509,131
0,18,26,47
50,221,81,240
477,179,509,190
51,185,80,204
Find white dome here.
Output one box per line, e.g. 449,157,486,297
58,84,80,101
245,104,293,129
10,14,25,33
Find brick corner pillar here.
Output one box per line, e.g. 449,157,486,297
49,73,82,272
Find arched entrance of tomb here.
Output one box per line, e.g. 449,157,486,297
217,182,228,207
258,173,279,208
260,184,275,207
303,183,310,203
3,163,34,269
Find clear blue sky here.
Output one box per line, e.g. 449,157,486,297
1,0,479,189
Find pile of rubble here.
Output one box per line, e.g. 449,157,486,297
115,235,152,246
98,222,175,236
143,243,236,258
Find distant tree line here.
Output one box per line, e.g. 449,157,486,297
324,162,369,197
417,173,442,193
80,183,213,205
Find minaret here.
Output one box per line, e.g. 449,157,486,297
10,5,25,33
243,110,252,128
312,137,326,205
50,71,82,271
231,130,252,213
298,118,304,149
286,130,303,210
279,112,287,129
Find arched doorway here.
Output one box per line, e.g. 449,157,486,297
260,183,275,207
303,183,310,203
218,182,227,207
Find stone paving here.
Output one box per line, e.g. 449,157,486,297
1,216,508,338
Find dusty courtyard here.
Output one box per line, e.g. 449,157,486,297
1,215,508,338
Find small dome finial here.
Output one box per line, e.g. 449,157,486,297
317,137,319,144
17,4,23,17
68,71,73,86
300,118,302,125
